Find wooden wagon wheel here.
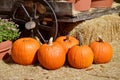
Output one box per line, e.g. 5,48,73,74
12,0,58,43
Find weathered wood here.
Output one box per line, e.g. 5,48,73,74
58,6,120,22
0,0,120,22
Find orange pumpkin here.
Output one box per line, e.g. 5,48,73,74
11,38,40,65
68,37,94,69
68,45,94,69
37,37,66,70
55,36,79,54
89,36,113,64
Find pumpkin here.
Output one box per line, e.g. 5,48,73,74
68,36,94,69
89,36,113,64
11,38,40,65
37,37,66,70
55,36,79,54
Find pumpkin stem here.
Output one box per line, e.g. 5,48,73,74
98,36,104,42
79,35,83,46
48,37,53,46
64,36,69,42
35,36,42,45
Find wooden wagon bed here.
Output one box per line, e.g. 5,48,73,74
57,2,120,22
0,1,120,22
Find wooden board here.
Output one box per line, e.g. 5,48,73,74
57,2,120,22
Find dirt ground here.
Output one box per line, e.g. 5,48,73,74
0,40,120,80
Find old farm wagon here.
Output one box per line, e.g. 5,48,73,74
0,0,120,43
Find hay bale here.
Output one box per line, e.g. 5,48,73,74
68,13,120,45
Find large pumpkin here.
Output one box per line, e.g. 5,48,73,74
68,45,94,69
37,37,66,70
89,36,113,64
11,38,40,65
55,36,79,54
68,36,94,69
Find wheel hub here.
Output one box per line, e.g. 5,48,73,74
25,21,36,30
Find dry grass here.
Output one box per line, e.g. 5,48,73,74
69,13,120,45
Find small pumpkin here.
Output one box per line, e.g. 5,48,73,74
68,36,94,69
37,37,66,70
89,36,113,64
55,36,79,54
11,38,40,65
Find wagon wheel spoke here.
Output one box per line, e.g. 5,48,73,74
37,24,55,31
12,1,32,23
12,0,58,43
35,0,58,43
35,23,56,42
